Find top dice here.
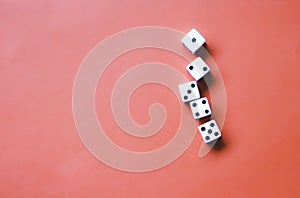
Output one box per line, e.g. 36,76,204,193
178,81,200,103
186,57,210,81
181,28,206,54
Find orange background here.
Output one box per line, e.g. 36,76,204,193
1,0,300,197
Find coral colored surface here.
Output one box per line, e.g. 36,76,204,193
1,0,300,197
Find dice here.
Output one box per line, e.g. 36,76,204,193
198,120,221,143
179,28,223,145
181,28,206,54
178,81,200,103
189,97,211,119
186,57,210,81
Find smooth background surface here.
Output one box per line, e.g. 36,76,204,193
1,0,300,197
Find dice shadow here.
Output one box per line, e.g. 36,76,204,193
209,136,226,152
197,72,215,93
198,114,211,125
194,44,211,61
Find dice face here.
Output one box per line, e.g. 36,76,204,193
189,97,211,119
178,81,200,103
198,120,221,143
181,28,206,54
186,57,210,81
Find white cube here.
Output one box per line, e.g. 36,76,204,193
181,28,206,54
186,57,210,81
178,81,200,103
198,120,221,143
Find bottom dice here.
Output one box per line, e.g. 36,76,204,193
198,120,221,143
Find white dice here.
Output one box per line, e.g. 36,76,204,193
186,57,210,81
181,28,206,54
189,97,211,119
179,28,223,144
198,120,221,143
178,81,200,103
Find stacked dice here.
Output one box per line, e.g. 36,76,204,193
179,28,222,144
